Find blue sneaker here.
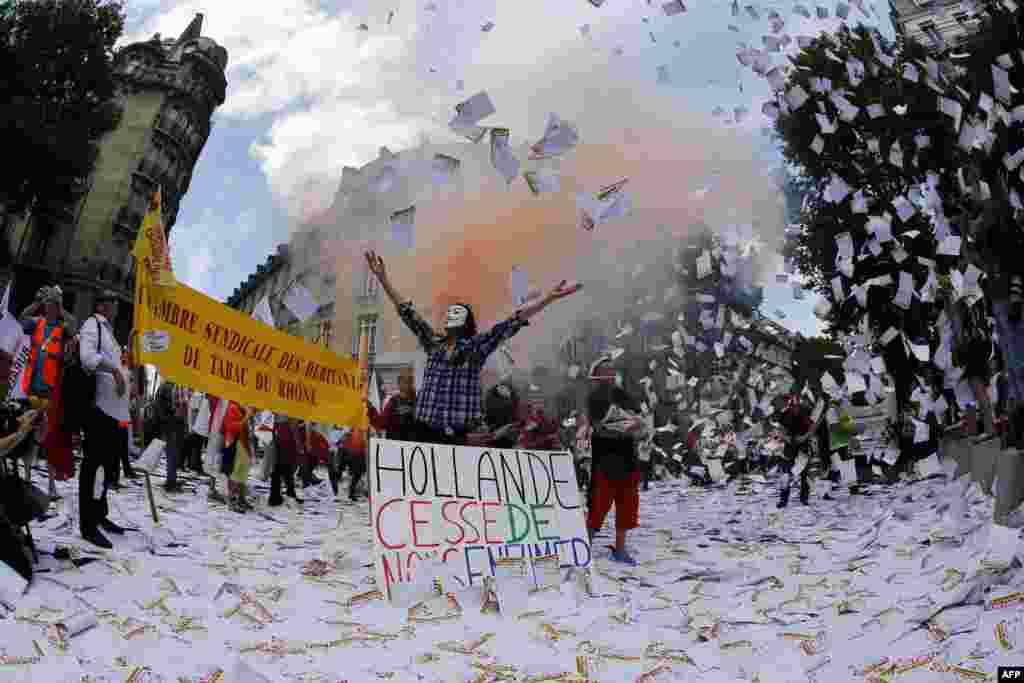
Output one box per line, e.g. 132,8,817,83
610,549,638,566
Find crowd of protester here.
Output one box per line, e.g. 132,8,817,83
2,243,987,574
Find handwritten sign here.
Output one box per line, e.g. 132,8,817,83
369,438,591,599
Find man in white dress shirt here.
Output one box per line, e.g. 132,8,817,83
78,290,131,549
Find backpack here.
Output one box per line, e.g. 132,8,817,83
61,316,102,434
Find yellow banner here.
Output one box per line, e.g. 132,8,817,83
132,187,175,288
135,278,366,427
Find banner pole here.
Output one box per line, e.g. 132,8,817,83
358,329,370,527
132,276,159,525
143,472,159,524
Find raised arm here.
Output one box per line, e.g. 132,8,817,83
366,250,439,351
366,250,405,309
18,301,42,328
513,280,582,323
468,280,585,363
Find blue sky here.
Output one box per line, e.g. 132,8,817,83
123,0,891,339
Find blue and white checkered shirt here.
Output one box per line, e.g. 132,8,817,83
397,302,528,433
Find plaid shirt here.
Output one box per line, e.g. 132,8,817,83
398,302,528,432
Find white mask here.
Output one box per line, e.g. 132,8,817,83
445,305,469,329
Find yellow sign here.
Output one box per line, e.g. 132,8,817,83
132,187,175,288
134,279,367,427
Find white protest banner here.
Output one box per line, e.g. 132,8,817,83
369,438,591,599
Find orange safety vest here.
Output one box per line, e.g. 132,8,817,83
22,319,64,395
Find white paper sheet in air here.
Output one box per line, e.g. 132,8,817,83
283,282,319,322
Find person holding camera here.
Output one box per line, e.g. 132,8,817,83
77,291,131,549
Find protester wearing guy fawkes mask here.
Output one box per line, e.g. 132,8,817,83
365,250,581,446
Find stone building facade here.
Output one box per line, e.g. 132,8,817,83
888,0,989,52
2,14,226,341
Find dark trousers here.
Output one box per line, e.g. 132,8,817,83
347,454,367,499
777,460,811,506
80,408,121,534
110,432,136,484
269,462,298,502
185,433,206,471
640,459,652,490
300,459,316,487
162,421,187,487
778,444,811,506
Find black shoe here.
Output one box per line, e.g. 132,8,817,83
268,496,284,507
99,519,125,535
800,496,810,506
82,529,112,549
109,482,123,491
124,469,139,480
777,500,788,509
163,483,184,494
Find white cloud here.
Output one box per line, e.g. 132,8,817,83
123,0,698,222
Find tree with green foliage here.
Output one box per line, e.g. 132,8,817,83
0,0,126,260
771,11,1024,432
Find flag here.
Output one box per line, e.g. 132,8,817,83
0,280,23,355
132,187,175,288
368,368,381,412
252,296,275,328
358,329,370,397
283,282,318,322
6,334,30,400
351,329,371,453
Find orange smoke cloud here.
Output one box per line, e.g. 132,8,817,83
413,123,782,335
320,113,783,370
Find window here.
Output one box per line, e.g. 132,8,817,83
353,316,378,358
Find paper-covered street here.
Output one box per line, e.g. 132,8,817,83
2,458,1019,682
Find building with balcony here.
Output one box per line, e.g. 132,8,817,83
889,0,990,52
2,14,226,342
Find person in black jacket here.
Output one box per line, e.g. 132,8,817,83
585,363,647,566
